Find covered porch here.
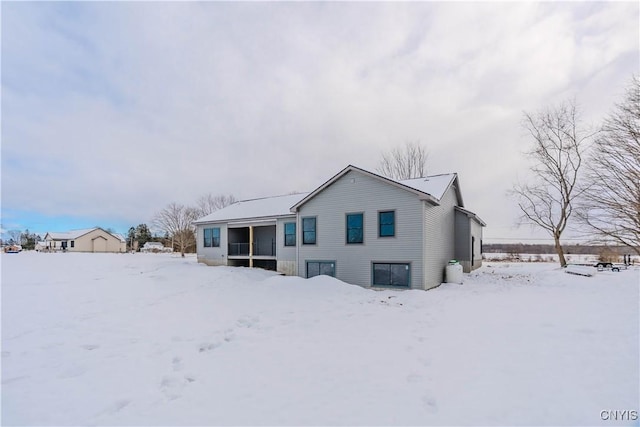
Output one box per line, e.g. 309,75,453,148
227,221,277,270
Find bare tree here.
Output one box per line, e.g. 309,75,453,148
511,100,595,267
376,141,428,180
7,229,22,245
152,203,199,257
195,193,236,218
577,77,640,254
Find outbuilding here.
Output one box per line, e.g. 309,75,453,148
44,228,126,253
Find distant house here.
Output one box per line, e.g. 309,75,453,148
194,165,485,290
44,228,126,253
3,244,22,253
141,242,173,253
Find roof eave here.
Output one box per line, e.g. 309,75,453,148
291,165,444,211
193,212,296,226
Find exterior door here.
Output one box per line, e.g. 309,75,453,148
92,237,107,252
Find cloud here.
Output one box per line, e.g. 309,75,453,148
2,2,638,240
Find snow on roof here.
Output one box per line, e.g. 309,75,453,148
47,228,126,242
194,193,309,224
195,168,459,225
398,173,457,201
47,228,98,240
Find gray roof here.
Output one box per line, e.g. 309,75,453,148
194,165,476,226
194,193,309,224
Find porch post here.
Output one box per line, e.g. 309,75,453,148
249,225,254,268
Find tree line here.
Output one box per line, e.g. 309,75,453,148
144,194,237,257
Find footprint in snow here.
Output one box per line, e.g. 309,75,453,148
406,373,423,384
172,357,183,372
236,315,259,328
160,374,196,400
422,395,438,413
198,342,221,353
81,344,100,351
101,398,132,415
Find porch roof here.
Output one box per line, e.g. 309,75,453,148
194,192,309,224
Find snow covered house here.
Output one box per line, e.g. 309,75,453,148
44,228,126,253
194,165,485,290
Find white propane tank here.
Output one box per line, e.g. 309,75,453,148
445,260,463,284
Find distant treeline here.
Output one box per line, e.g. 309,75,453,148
483,243,637,255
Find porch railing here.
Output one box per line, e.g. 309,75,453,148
228,240,276,257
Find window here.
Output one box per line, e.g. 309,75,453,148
302,217,316,245
346,213,364,244
284,223,296,246
70,241,75,248
379,211,395,237
204,228,221,248
373,263,410,287
306,261,335,278
212,228,220,247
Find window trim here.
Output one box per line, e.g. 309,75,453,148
372,262,411,288
204,227,221,248
378,210,396,238
302,216,317,245
345,212,364,245
284,222,296,247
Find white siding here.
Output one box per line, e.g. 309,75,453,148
297,170,424,289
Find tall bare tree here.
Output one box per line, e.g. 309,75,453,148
153,203,199,257
376,141,428,180
577,77,640,254
195,193,236,218
511,100,595,266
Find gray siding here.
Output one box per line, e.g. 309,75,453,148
454,209,471,262
423,186,458,289
470,218,483,271
453,211,484,273
297,170,424,289
196,223,228,266
276,217,297,262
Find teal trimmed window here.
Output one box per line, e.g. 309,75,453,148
302,217,316,245
346,213,364,244
284,222,296,246
373,263,410,287
204,227,220,248
379,211,395,237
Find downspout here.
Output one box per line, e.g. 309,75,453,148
295,210,300,277
422,200,427,290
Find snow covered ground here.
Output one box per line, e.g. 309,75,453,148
2,253,638,426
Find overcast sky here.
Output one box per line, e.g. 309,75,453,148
2,2,638,242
